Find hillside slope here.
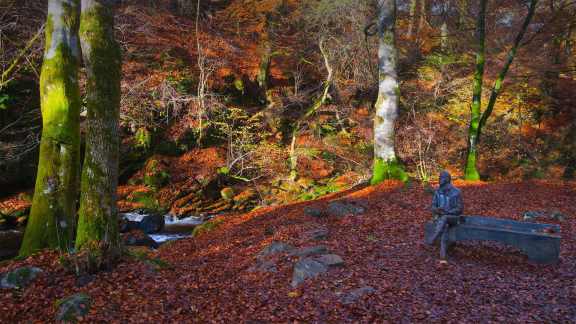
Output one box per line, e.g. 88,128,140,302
1,180,574,322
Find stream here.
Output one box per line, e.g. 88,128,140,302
121,212,206,243
0,213,206,261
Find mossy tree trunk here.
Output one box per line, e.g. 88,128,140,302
75,0,122,256
371,0,408,185
463,0,486,181
20,0,82,256
465,0,537,180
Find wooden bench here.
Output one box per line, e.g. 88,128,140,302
424,216,561,264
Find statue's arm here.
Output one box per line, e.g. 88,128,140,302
430,192,441,214
446,191,464,215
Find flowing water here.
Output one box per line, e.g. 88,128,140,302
0,213,204,260
121,212,205,243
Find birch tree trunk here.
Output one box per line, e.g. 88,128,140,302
20,0,81,256
75,0,122,256
371,0,407,185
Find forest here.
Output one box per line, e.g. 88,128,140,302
0,0,575,322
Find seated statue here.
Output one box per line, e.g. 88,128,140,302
426,171,464,245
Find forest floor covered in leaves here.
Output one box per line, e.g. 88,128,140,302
1,180,575,322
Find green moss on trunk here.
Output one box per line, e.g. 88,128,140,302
465,0,535,181
75,0,121,254
20,1,81,257
371,157,408,185
464,0,486,181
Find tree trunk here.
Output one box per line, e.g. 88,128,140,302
418,0,427,37
465,0,537,180
478,0,538,134
371,0,407,185
257,16,272,106
75,0,122,257
569,20,575,79
440,1,449,52
20,0,82,256
440,21,449,51
463,0,486,181
407,0,417,38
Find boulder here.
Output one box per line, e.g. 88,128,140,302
291,258,327,287
139,214,165,234
122,230,159,249
119,220,140,233
1,266,42,289
340,286,375,305
290,245,328,257
523,210,568,222
258,241,295,259
522,211,545,221
304,206,324,218
327,200,365,217
550,211,567,221
315,254,344,267
55,293,91,322
304,228,329,241
248,260,277,273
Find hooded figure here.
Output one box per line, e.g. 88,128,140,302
426,171,464,246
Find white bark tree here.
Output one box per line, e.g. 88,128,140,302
371,0,407,184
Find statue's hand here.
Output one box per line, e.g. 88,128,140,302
431,207,442,214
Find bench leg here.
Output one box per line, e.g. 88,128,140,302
440,226,449,260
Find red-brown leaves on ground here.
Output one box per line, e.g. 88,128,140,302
1,180,575,322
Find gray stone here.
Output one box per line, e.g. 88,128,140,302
327,201,365,217
258,241,295,259
291,258,327,287
55,293,91,322
523,210,567,222
248,260,277,273
315,254,344,267
122,231,159,249
139,213,165,234
291,245,329,257
305,228,329,240
550,211,567,221
304,206,324,218
1,266,42,289
523,211,545,221
340,286,375,304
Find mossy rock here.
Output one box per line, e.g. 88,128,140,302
220,187,235,201
143,158,170,189
55,293,91,323
192,218,225,238
127,190,164,213
0,266,42,289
